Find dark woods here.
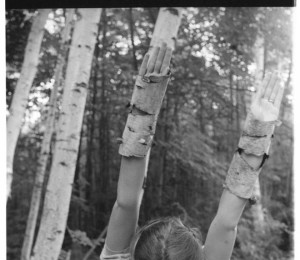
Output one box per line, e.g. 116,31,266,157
6,8,293,260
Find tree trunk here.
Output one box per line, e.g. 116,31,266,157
229,69,234,151
156,107,166,207
251,35,266,230
150,8,182,49
99,8,109,196
128,8,138,72
72,124,86,230
6,9,51,199
31,9,102,260
20,9,75,260
143,7,183,208
83,18,101,233
254,36,265,82
198,94,205,133
235,79,240,134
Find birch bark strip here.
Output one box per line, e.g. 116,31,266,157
123,7,183,203
6,9,51,199
31,9,102,260
251,35,266,229
20,9,75,260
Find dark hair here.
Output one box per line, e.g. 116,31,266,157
130,217,204,260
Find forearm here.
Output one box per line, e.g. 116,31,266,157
206,153,262,230
204,220,237,260
103,44,172,254
204,189,244,260
241,152,264,169
116,155,147,208
204,127,269,260
205,72,284,259
212,149,264,223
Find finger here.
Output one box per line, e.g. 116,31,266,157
254,73,271,101
274,81,285,109
160,48,173,75
269,75,281,102
138,53,150,76
263,73,278,100
154,42,167,73
147,46,160,74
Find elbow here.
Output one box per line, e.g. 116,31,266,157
220,222,237,232
116,194,139,210
214,216,238,232
226,224,238,232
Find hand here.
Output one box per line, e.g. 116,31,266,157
138,42,173,77
250,72,285,121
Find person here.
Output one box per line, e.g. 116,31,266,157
100,42,285,260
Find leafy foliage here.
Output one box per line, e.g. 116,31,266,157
67,229,94,247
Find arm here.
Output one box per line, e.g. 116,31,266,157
104,156,147,252
204,72,285,260
204,154,263,260
104,43,173,253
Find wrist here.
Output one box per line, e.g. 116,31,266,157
240,152,264,170
119,71,171,157
224,114,280,200
239,112,279,157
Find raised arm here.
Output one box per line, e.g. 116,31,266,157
104,43,173,254
204,72,285,260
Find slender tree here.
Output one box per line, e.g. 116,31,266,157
128,8,138,71
150,8,182,48
151,8,183,205
82,21,102,231
31,9,102,260
20,9,75,260
250,34,266,228
6,9,51,199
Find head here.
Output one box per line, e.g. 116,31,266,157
130,217,204,260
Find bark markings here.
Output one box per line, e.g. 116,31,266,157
6,9,51,199
147,8,183,206
31,9,102,260
250,35,266,230
123,8,183,206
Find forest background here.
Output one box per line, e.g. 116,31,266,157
5,7,294,260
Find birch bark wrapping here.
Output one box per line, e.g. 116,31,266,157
119,72,171,157
225,114,281,199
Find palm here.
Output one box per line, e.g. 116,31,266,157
251,98,280,121
138,42,172,77
250,73,284,122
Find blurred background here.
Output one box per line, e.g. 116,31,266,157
6,7,293,260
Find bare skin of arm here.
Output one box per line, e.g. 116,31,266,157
105,156,147,252
204,155,260,260
204,73,285,260
104,43,173,253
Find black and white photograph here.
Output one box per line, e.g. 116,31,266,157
5,4,297,260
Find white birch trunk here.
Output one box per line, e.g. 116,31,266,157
150,8,183,49
253,36,265,82
151,8,183,201
6,9,51,199
141,7,183,195
31,9,102,260
20,9,75,260
251,35,265,229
